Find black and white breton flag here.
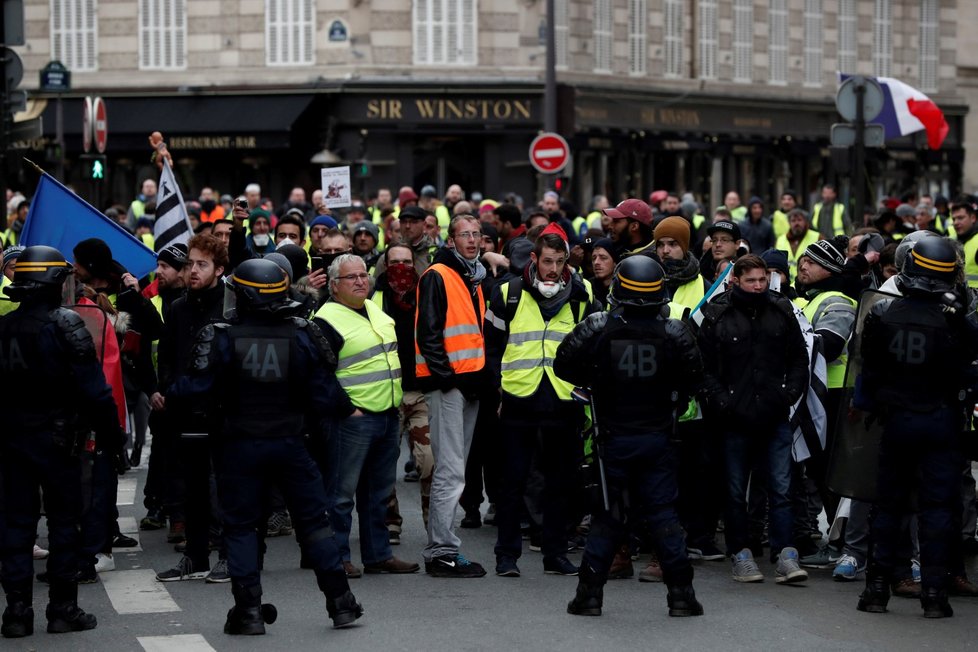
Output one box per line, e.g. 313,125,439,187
152,158,193,252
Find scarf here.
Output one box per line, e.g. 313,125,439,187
663,253,700,291
451,247,486,290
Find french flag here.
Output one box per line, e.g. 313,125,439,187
839,74,949,150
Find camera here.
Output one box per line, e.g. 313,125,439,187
235,198,248,210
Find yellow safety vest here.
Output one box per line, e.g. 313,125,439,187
775,230,820,282
672,275,705,311
812,203,846,236
316,299,403,412
772,210,789,239
799,290,856,389
0,275,16,315
435,205,451,240
692,214,706,231
963,235,978,289
499,282,590,401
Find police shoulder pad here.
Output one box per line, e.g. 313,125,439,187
52,308,96,361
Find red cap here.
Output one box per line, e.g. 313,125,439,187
648,189,669,205
398,188,419,206
602,198,653,226
540,222,568,242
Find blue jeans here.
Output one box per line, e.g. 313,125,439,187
723,423,793,558
325,411,399,565
215,437,343,592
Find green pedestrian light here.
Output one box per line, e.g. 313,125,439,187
92,159,104,179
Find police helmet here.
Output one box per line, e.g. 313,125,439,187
224,258,290,314
4,245,72,301
609,255,668,308
897,236,958,295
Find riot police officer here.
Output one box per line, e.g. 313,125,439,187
856,237,978,618
0,246,121,638
554,256,706,618
168,258,363,634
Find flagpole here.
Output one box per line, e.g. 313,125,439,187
22,157,45,175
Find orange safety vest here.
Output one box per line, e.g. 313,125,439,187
414,263,486,378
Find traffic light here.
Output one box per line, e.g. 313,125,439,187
355,160,371,179
554,176,569,192
80,154,107,180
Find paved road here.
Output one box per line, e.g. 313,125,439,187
12,437,978,652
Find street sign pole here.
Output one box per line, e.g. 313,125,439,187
56,93,63,181
854,82,866,229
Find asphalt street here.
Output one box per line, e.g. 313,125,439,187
9,434,978,652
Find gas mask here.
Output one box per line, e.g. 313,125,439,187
534,277,565,299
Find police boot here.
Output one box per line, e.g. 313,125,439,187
225,583,277,635
921,588,953,619
666,584,704,617
567,563,604,616
318,568,363,628
46,583,96,634
1,588,34,638
857,574,890,614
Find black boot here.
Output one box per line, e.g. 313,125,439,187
857,574,890,614
225,583,276,635
921,588,953,619
667,584,704,617
129,444,142,467
46,583,96,634
326,590,364,628
2,590,34,639
567,563,604,616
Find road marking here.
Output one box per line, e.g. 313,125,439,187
138,634,216,652
117,476,137,505
102,570,180,614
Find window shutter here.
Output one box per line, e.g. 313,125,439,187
628,0,647,76
873,0,891,77
555,0,568,69
803,0,822,86
838,0,857,75
918,0,938,92
732,0,752,83
593,0,612,73
698,0,717,80
51,0,98,72
663,0,682,78
266,0,315,66
768,0,786,84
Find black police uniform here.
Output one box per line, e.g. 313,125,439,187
168,259,362,634
0,246,120,638
554,256,706,617
857,240,978,618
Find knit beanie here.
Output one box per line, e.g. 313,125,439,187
653,216,691,254
803,237,848,274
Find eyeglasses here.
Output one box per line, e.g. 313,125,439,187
337,273,370,283
453,232,481,240
712,237,735,244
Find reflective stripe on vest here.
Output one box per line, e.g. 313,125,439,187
964,235,978,289
775,230,820,282
801,290,856,389
316,299,403,411
414,263,486,377
812,203,846,236
499,282,585,400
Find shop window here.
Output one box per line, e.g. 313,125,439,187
697,0,717,80
768,0,787,84
139,0,186,70
413,0,477,66
873,0,892,77
50,0,98,72
266,0,315,66
555,0,568,70
628,0,647,76
732,0,752,83
838,0,857,74
663,0,683,78
593,0,612,73
918,0,938,92
803,0,822,86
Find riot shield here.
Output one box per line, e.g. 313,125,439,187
825,289,898,501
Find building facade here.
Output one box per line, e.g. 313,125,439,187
10,0,969,214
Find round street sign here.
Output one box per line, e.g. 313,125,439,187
93,96,107,153
836,76,885,123
82,96,93,153
529,132,570,174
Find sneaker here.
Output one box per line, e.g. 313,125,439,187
528,532,542,552
731,549,764,583
77,566,98,584
911,559,921,583
495,556,520,577
425,553,487,578
32,545,49,560
775,547,808,584
205,559,231,583
389,530,401,546
460,509,482,529
687,540,725,561
156,556,208,582
166,521,186,544
833,554,865,582
112,533,138,548
483,504,497,526
404,469,420,482
543,556,578,576
94,553,115,573
266,512,293,538
799,545,841,569
638,557,663,583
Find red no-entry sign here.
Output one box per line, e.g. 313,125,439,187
93,96,108,154
529,132,570,174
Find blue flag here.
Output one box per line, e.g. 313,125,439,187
20,173,158,279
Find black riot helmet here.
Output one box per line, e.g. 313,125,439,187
609,255,668,308
223,258,290,317
897,236,958,296
4,245,73,302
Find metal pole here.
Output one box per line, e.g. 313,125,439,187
544,0,556,134
0,6,8,232
854,79,866,232
56,95,64,181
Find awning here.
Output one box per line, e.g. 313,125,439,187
40,94,315,150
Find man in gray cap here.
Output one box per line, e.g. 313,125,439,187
351,221,381,274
